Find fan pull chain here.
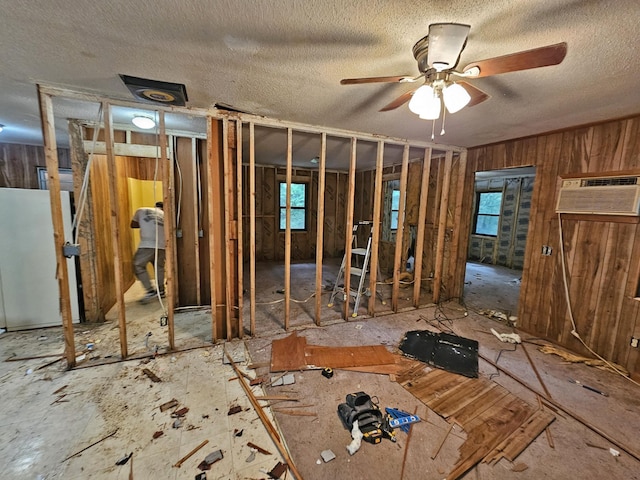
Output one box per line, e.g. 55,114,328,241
430,119,436,140
440,107,447,136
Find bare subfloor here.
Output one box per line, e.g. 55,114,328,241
2,296,639,479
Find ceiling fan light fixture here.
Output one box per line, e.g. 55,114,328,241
418,98,441,120
442,83,471,113
408,85,435,115
132,115,156,129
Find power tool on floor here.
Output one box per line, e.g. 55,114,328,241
337,391,396,444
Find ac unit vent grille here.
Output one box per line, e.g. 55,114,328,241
582,177,639,187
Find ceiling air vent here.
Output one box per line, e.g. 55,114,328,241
119,74,188,106
556,175,640,216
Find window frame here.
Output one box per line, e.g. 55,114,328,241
473,190,503,237
278,181,308,231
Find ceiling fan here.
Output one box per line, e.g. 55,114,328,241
341,23,567,136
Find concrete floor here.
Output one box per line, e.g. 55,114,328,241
1,262,639,479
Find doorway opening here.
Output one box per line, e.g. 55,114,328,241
464,166,536,317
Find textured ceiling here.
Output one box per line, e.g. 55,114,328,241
1,0,639,169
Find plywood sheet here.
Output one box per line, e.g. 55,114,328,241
270,332,307,372
305,344,395,369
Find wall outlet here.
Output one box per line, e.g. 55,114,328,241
631,337,639,348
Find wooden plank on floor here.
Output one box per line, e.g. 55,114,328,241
446,396,533,480
305,345,395,369
401,369,471,405
440,382,499,419
428,376,483,412
336,355,423,375
270,332,307,372
450,384,511,426
499,410,556,462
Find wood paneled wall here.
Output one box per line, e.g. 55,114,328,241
464,116,640,378
242,165,348,261
0,143,70,188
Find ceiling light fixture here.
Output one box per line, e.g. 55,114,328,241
131,115,156,129
409,80,471,139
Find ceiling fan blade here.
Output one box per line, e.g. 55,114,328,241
379,89,417,112
462,42,567,78
427,23,471,71
457,81,490,107
340,75,414,85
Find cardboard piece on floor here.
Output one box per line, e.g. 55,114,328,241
399,330,479,378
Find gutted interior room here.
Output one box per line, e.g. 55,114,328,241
0,1,639,479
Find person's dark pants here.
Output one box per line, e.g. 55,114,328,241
133,247,166,292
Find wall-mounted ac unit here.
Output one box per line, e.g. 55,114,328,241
556,175,640,216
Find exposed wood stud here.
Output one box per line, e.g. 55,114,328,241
37,87,76,367
433,150,453,304
68,120,103,322
284,128,293,330
368,141,384,316
159,112,176,350
222,119,233,340
413,147,433,306
236,119,244,338
315,133,327,325
343,137,357,319
206,117,218,341
392,145,410,312
102,102,127,358
191,138,201,305
447,150,467,298
249,122,257,335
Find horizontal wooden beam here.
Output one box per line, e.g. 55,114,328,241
82,141,169,158
41,84,465,153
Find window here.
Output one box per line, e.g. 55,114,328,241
391,188,400,230
279,182,307,230
474,191,502,236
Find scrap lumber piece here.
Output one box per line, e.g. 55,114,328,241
446,396,533,479
305,344,395,369
450,386,510,426
224,348,303,480
272,409,317,417
142,368,161,382
174,439,209,467
338,354,423,375
247,442,272,455
400,407,419,480
431,423,454,460
61,429,118,462
487,410,556,463
270,332,307,372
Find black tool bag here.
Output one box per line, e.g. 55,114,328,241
337,391,383,436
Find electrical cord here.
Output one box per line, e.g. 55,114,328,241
72,105,103,244
558,213,640,387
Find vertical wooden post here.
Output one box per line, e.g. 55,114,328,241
102,102,128,358
206,118,218,342
413,147,433,307
38,87,76,367
68,120,103,322
249,123,257,335
222,119,233,340
159,112,176,350
191,138,201,305
433,150,453,304
368,141,384,316
343,137,357,319
236,119,244,338
391,145,410,312
284,128,293,330
168,135,179,308
447,150,468,299
314,133,327,325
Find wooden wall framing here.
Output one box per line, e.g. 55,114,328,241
36,84,464,365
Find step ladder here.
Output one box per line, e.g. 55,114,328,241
328,221,374,317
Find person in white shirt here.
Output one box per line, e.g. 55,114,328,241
130,201,165,302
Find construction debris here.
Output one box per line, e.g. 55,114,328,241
320,449,336,462
142,368,161,382
227,405,242,415
539,345,629,375
174,439,209,468
490,328,521,344
197,449,223,470
247,442,271,455
159,398,178,412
